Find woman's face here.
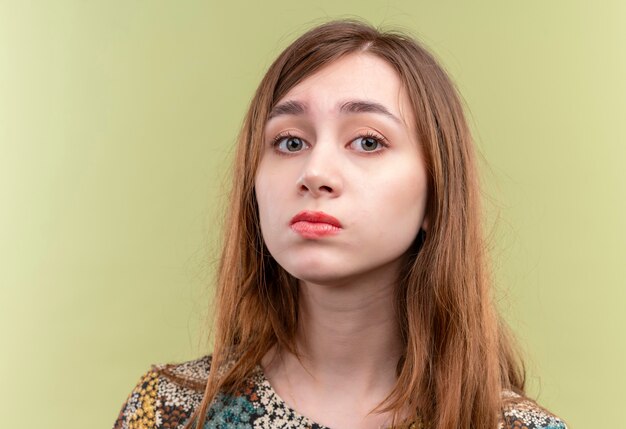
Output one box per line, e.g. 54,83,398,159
255,52,429,286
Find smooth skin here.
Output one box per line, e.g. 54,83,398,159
255,52,429,429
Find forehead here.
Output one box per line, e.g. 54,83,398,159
272,53,415,129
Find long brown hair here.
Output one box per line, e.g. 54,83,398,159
189,19,526,429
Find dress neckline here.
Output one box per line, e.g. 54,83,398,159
250,364,421,429
252,363,333,429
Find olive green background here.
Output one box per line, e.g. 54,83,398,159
1,1,623,428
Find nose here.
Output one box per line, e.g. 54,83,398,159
296,143,343,198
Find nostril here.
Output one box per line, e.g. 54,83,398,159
297,173,340,197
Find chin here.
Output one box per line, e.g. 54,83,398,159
281,262,354,287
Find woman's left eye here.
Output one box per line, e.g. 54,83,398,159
351,134,386,152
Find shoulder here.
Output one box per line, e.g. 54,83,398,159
113,355,212,429
499,391,568,429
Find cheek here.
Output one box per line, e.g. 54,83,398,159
255,174,275,235
255,159,277,213
392,173,427,215
360,168,428,246
254,162,291,247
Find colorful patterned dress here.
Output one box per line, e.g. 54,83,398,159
113,355,567,429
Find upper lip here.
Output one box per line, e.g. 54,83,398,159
290,210,342,228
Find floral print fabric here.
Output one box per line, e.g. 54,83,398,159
113,355,567,429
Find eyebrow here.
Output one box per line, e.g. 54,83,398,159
267,99,403,125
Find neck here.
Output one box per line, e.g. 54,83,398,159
260,262,409,428
295,276,402,385
265,261,405,394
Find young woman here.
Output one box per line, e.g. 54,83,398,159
113,19,567,429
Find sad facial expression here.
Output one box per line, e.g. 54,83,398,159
255,53,429,286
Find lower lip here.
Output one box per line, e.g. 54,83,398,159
291,221,341,239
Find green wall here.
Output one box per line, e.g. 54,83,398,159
1,1,623,427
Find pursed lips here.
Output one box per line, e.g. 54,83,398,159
289,210,342,238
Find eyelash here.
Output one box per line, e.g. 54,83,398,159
270,130,389,156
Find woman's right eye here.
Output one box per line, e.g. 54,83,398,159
274,135,307,153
